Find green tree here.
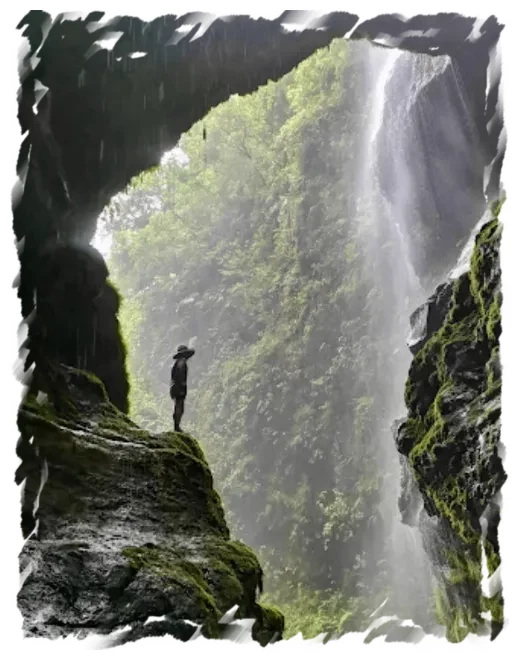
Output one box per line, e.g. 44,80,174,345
105,39,412,634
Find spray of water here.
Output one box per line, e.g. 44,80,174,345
352,40,480,629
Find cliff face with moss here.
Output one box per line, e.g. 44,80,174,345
395,202,506,641
17,365,282,644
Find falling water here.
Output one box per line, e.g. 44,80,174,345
352,41,478,629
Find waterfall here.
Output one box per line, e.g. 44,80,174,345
350,40,480,628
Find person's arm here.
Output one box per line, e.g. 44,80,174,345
178,362,188,390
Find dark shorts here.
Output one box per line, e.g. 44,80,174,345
170,386,186,400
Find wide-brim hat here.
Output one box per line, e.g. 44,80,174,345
173,345,195,359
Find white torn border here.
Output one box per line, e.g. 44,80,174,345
85,31,125,60
3,2,516,657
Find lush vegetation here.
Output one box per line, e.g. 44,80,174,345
104,39,436,635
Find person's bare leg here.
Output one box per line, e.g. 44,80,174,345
174,398,185,432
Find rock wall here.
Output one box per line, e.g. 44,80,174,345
17,365,283,645
395,200,506,641
26,243,129,412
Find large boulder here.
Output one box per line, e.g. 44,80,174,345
16,365,283,645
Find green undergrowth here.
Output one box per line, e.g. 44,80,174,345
261,584,372,639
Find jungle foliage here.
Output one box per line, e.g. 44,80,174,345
105,40,427,635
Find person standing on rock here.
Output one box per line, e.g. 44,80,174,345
170,344,195,432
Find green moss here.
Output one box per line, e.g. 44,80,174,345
127,537,284,643
258,604,284,629
447,611,480,643
401,201,505,640
469,218,501,319
482,593,504,629
209,539,263,585
107,278,131,412
252,604,285,645
484,539,501,576
444,547,482,585
408,381,455,465
121,541,279,642
412,277,476,375
486,346,501,392
122,545,221,636
204,558,244,604
485,292,502,342
433,583,483,643
396,415,425,455
403,416,425,439
433,587,451,628
426,480,478,545
22,373,212,469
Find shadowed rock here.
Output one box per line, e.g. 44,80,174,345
17,365,283,645
395,202,506,641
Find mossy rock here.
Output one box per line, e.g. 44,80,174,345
396,200,506,640
17,364,283,645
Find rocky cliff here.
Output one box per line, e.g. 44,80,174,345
396,200,506,641
16,365,283,645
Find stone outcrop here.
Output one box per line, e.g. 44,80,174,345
395,200,506,641
25,243,130,412
16,366,283,645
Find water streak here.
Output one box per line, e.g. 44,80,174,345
353,42,466,628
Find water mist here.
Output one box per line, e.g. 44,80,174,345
350,39,484,629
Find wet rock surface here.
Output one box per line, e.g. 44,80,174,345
395,204,506,641
17,366,282,645
407,281,455,356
